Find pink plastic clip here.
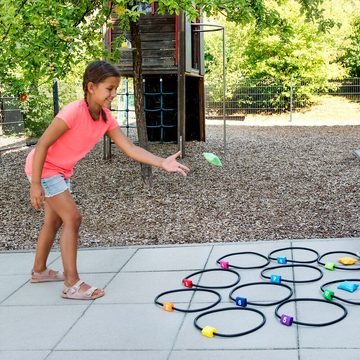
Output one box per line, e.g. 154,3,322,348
220,260,229,269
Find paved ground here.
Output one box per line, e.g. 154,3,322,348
1,237,360,360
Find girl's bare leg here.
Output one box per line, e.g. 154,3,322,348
45,190,102,296
33,202,62,273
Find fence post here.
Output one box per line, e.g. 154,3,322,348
222,26,226,154
52,79,59,117
289,77,293,122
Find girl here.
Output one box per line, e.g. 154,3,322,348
25,60,189,300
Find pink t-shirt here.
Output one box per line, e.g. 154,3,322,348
25,100,118,179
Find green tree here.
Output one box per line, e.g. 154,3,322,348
340,16,360,77
0,0,331,183
0,0,332,92
205,0,358,110
0,0,109,91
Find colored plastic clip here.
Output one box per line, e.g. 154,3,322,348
235,296,247,307
220,260,229,269
280,314,293,326
323,289,335,301
201,326,217,338
270,274,282,284
163,302,174,312
277,256,287,264
183,279,193,288
325,262,336,271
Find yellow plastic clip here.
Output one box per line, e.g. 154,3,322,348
201,326,217,338
163,302,174,312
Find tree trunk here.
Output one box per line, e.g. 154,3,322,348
130,19,153,187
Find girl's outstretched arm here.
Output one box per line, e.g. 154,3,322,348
30,117,69,209
107,127,189,176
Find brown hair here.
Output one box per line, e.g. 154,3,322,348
83,60,120,122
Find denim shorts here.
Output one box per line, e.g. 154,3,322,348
28,174,71,197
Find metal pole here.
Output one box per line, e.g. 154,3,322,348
191,23,226,154
52,78,59,117
289,76,293,123
222,27,226,154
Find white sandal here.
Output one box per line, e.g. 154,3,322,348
31,268,64,283
61,280,104,300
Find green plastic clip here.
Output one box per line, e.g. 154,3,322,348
323,289,335,301
325,262,335,271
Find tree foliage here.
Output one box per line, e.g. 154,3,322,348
340,16,360,77
204,0,358,108
0,0,112,93
0,0,339,137
0,0,334,92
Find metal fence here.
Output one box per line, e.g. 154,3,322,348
2,77,360,138
0,89,24,136
205,77,360,121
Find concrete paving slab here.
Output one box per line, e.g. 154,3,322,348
299,348,360,360
47,350,169,360
0,275,29,303
49,248,136,273
261,264,310,283
56,303,185,350
173,303,297,350
205,241,292,269
297,303,360,348
354,149,360,160
294,270,360,299
183,268,241,290
169,349,299,360
0,251,59,275
0,351,50,360
267,246,320,264
2,273,114,306
0,305,88,350
291,238,360,257
97,270,194,304
121,245,212,272
224,281,295,305
1,237,360,359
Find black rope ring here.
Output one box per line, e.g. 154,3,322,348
216,251,270,269
154,288,221,313
317,251,360,270
261,264,323,283
320,279,360,305
183,268,240,289
229,282,293,306
268,246,320,264
194,307,266,338
275,298,348,327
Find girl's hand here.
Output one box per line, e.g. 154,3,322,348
161,151,190,177
30,183,45,210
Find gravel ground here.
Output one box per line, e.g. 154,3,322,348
0,124,359,251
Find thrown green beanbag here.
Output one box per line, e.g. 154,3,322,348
203,152,222,167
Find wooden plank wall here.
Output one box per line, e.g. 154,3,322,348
111,14,177,75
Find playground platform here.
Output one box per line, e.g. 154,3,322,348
1,237,360,360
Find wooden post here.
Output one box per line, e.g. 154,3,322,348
130,19,153,186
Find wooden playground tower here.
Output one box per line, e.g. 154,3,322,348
105,3,205,155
